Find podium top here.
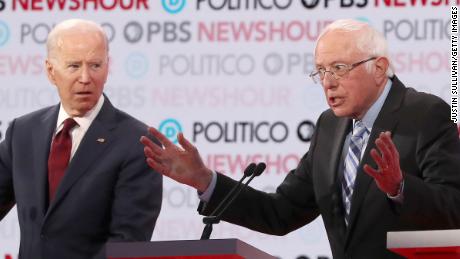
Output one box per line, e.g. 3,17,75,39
106,239,276,259
387,229,460,249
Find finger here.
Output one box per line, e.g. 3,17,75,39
150,154,164,165
177,132,197,153
382,136,399,168
146,158,169,176
148,127,174,148
140,135,160,150
382,131,400,161
144,146,161,160
363,164,380,180
144,146,169,166
141,136,164,155
369,148,386,170
375,137,392,167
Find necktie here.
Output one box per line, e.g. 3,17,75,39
341,121,369,226
48,118,78,201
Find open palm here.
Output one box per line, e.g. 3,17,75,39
140,127,212,192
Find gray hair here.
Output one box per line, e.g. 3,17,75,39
46,19,109,60
316,19,394,77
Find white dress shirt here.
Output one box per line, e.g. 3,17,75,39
52,95,105,160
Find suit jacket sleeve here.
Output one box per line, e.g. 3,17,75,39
198,114,327,235
107,130,163,241
398,97,460,229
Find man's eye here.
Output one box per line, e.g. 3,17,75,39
91,64,101,69
317,68,326,73
68,64,79,69
333,64,347,72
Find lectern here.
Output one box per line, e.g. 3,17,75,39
106,239,277,259
387,229,460,258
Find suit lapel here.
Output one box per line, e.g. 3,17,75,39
327,117,352,237
45,98,118,216
345,77,406,246
327,117,352,188
34,106,59,216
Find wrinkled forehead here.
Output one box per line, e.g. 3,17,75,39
314,30,363,65
48,23,109,59
47,35,107,66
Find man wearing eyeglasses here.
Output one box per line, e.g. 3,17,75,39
140,19,460,258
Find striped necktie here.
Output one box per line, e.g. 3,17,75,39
341,120,369,226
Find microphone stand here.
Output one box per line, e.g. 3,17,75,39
200,163,266,240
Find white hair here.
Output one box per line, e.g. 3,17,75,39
316,19,394,77
46,19,109,60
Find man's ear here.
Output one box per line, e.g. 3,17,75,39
374,56,389,84
374,57,389,77
45,59,56,85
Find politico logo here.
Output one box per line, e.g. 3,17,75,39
156,119,316,144
382,18,450,41
196,0,293,10
157,52,317,76
192,120,315,144
196,0,453,11
193,121,289,143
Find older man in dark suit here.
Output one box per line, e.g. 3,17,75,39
140,19,460,258
0,19,162,259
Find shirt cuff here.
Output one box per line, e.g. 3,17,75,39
198,170,217,202
387,179,404,203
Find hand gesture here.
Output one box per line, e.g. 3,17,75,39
363,131,403,196
140,127,213,192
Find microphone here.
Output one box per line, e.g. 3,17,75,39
215,162,266,219
209,162,257,217
200,162,266,240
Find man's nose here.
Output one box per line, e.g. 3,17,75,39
79,66,91,84
322,71,338,89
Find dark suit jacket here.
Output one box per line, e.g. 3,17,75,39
200,77,460,259
0,97,162,259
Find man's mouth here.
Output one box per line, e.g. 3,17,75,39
76,91,92,96
329,96,344,107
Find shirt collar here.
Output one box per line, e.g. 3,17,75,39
55,95,105,133
354,79,392,131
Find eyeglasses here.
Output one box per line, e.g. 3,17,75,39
309,57,377,84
